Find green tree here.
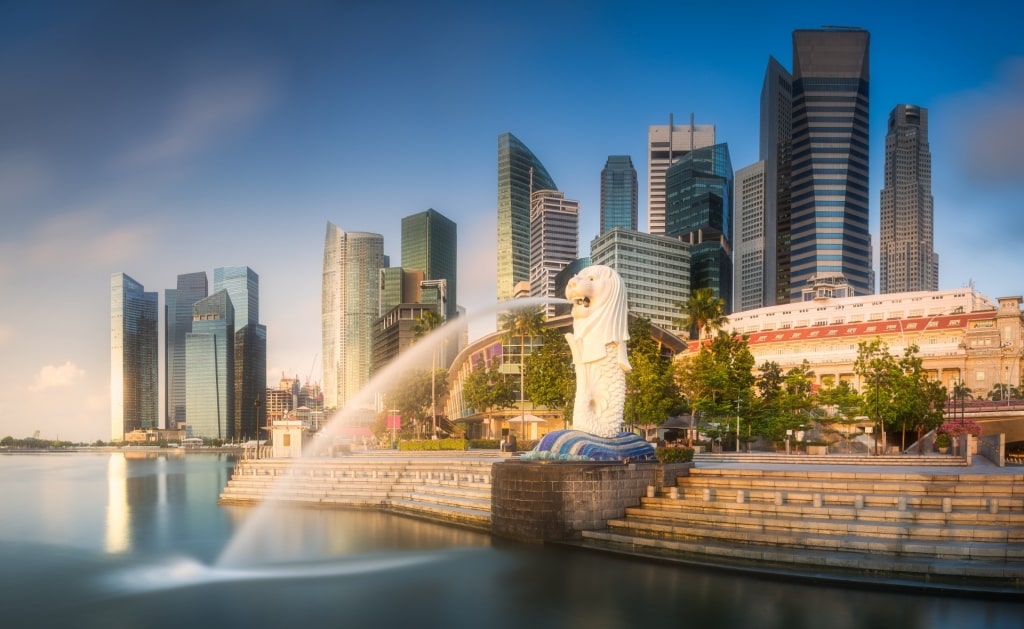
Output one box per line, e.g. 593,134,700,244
750,360,820,444
624,317,679,434
412,308,446,437
412,309,444,338
384,368,449,439
523,328,575,427
817,380,864,446
892,344,946,449
461,357,516,428
500,306,546,432
673,287,729,340
675,332,754,446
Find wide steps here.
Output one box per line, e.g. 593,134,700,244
693,453,969,466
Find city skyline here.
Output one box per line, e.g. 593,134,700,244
3,1,1023,441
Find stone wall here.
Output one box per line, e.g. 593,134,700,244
491,460,658,542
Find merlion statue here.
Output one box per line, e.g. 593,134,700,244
564,265,631,437
521,265,655,462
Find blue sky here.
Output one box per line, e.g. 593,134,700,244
2,0,1022,442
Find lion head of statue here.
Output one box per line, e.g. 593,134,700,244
565,264,630,364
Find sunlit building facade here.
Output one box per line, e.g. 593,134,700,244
734,161,768,312
110,272,158,442
646,114,715,235
530,189,579,318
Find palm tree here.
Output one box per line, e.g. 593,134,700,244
673,288,728,340
412,309,445,437
500,305,546,438
951,380,972,421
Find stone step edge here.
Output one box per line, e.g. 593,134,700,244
636,499,1024,522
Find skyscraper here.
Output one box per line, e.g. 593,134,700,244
110,273,158,442
646,114,715,235
734,161,768,312
789,27,872,299
600,155,638,233
760,56,793,305
880,104,937,294
401,208,457,320
665,143,734,313
497,132,557,302
529,189,579,317
214,266,265,440
165,272,207,430
322,223,385,410
186,290,234,439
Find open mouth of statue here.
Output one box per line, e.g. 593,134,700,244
573,297,591,307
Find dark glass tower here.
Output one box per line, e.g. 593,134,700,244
600,155,638,233
760,56,793,305
401,208,457,320
880,104,937,293
165,272,207,430
665,143,734,313
186,290,234,440
497,132,557,302
214,266,265,438
789,27,871,299
110,273,158,441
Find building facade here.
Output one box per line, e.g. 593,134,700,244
646,114,715,235
214,266,265,440
529,189,579,318
322,223,385,410
590,228,690,333
185,290,234,440
734,161,768,312
665,142,734,313
880,104,937,294
497,132,557,303
760,56,793,305
164,271,207,430
789,27,872,300
600,155,638,233
110,273,158,442
401,208,457,320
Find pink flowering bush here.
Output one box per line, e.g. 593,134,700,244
938,418,982,438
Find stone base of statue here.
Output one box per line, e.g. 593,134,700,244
520,429,656,462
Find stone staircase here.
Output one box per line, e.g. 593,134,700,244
219,454,496,530
580,466,1024,592
693,452,970,466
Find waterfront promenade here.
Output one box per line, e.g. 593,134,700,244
219,450,1023,596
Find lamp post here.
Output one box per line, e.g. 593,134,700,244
735,399,740,453
254,397,261,460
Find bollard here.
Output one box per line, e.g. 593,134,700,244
736,489,746,504
989,498,999,514
774,491,785,506
854,495,864,509
670,487,679,500
646,485,656,498
703,488,713,501
897,496,907,512
942,497,952,513
813,493,822,508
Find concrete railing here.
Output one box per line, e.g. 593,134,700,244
979,433,1006,467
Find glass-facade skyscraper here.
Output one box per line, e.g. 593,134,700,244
646,114,715,235
110,272,158,441
760,56,793,306
186,290,234,439
214,266,259,331
600,155,638,233
165,271,207,430
665,143,734,313
789,27,872,299
213,266,265,440
880,104,937,294
322,223,385,410
401,208,457,320
497,132,557,303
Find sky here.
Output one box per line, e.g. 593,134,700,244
2,0,1023,442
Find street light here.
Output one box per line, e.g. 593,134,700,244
254,397,261,460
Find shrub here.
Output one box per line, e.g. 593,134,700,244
934,433,951,448
398,438,468,451
655,446,694,463
468,439,500,450
938,419,982,438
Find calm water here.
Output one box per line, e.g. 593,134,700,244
0,452,1019,629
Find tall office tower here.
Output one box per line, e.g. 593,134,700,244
401,208,457,320
185,290,234,439
497,132,557,302
164,272,207,430
600,155,638,233
665,143,734,313
529,189,579,317
734,161,768,312
760,56,793,305
590,228,690,334
322,223,385,410
110,273,158,442
213,266,265,439
646,114,715,235
879,104,937,294
789,27,871,300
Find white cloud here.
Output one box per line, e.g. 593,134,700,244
116,68,280,169
30,361,87,392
